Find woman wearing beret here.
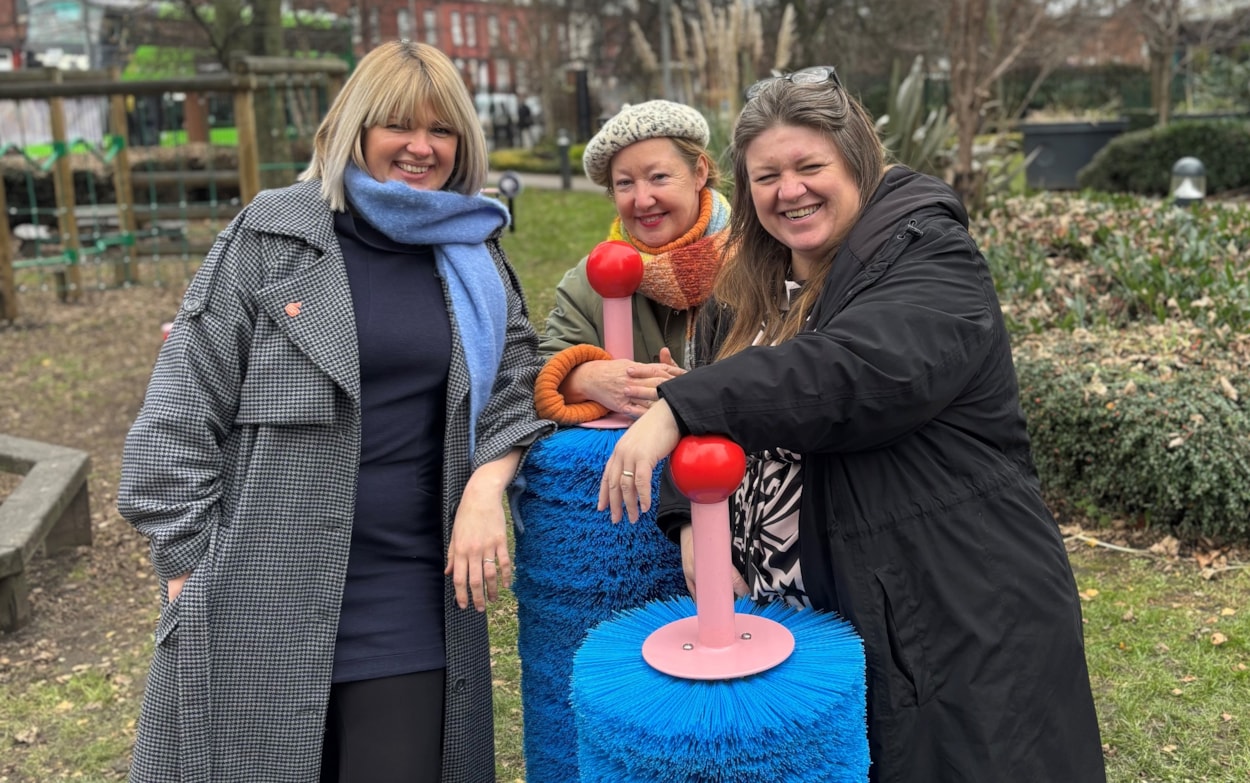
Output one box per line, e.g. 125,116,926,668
513,101,735,778
533,100,731,426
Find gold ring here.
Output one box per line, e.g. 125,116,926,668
484,558,496,564
621,470,635,478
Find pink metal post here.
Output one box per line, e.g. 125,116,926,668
691,498,735,649
600,297,633,363
583,240,644,430
642,435,795,679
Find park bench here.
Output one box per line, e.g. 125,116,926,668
0,434,92,632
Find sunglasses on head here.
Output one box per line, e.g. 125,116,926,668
744,65,842,102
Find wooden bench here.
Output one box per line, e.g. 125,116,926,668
0,434,92,632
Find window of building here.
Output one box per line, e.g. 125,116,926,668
450,11,463,46
368,8,381,47
350,8,362,47
397,9,412,40
465,14,477,47
508,19,519,47
487,15,499,47
423,10,437,45
494,59,511,92
515,61,529,94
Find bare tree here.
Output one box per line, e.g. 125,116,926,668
781,0,944,83
945,0,1095,205
1133,0,1250,122
628,0,793,120
171,0,250,66
502,0,611,143
1134,0,1184,125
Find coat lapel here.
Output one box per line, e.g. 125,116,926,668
256,260,361,404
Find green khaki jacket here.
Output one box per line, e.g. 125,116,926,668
539,256,692,367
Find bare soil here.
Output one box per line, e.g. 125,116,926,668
2,283,185,780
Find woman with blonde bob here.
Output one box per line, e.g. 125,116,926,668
119,40,552,783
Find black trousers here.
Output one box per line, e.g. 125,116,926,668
320,669,445,783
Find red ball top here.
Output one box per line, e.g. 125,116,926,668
586,240,644,299
670,435,747,504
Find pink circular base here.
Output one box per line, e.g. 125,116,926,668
580,413,634,430
641,614,795,680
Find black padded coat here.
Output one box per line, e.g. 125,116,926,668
657,167,1106,783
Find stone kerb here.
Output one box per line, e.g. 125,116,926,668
0,434,92,632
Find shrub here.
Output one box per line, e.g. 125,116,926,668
488,142,585,176
1015,323,1250,541
1076,119,1250,195
975,192,1250,334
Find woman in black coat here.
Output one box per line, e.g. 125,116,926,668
598,67,1106,783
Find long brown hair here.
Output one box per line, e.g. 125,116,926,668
715,77,885,359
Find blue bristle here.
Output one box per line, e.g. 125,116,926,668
514,427,688,783
571,596,870,783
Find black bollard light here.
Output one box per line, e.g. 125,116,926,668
557,128,572,191
1170,157,1206,208
497,171,523,232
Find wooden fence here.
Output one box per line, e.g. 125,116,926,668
0,55,348,321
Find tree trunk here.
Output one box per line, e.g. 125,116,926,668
948,0,987,206
251,0,291,189
1150,52,1173,126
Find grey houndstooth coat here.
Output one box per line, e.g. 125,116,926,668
118,180,554,782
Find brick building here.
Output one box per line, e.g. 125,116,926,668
0,0,23,70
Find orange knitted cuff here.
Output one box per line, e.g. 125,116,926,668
534,344,614,424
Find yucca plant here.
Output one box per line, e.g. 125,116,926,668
876,56,952,177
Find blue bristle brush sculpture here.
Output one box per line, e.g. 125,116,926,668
513,241,688,782
570,435,870,782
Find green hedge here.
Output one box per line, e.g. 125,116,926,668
488,142,586,176
1015,325,1250,540
1076,119,1250,195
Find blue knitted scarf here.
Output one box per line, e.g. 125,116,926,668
344,164,510,455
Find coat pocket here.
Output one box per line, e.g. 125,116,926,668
873,566,933,707
154,597,181,647
236,328,337,425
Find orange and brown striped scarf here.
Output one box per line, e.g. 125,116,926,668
606,187,731,313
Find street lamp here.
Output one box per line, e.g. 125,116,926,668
1170,157,1206,207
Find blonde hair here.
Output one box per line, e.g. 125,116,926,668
674,137,721,191
300,40,488,208
715,77,885,359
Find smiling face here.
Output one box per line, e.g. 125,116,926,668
609,137,709,249
744,124,861,278
362,103,458,191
